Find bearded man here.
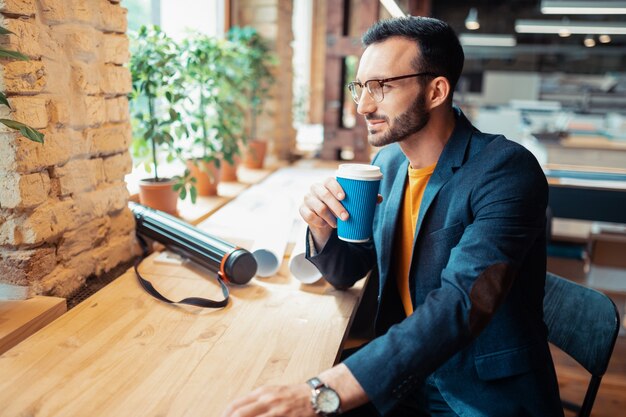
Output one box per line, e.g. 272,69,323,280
223,16,563,417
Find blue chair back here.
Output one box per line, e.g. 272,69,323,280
543,272,620,417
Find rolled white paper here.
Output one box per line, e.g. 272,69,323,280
288,221,323,284
251,202,294,278
198,167,338,279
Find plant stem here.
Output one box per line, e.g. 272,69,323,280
148,96,159,181
250,100,257,141
200,89,209,158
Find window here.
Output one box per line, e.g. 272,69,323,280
126,0,224,38
125,0,226,195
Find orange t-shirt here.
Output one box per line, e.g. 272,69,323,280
395,162,436,316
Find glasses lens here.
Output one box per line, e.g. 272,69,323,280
367,81,384,102
348,82,362,103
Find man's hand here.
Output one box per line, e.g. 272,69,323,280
299,177,348,251
220,383,315,417
221,364,369,417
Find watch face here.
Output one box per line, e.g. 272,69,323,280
317,387,341,413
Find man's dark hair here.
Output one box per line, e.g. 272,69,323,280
362,16,464,96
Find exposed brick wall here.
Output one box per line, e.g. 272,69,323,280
0,0,135,297
233,0,296,160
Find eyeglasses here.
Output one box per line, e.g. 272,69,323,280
347,72,436,104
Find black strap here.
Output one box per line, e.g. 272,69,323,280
134,235,229,308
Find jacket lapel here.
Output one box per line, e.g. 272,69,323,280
378,158,409,289
413,110,473,241
377,109,474,297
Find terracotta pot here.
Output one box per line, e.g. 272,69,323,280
186,159,220,196
243,139,268,169
138,178,178,216
220,154,241,182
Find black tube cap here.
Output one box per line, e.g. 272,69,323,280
223,249,258,285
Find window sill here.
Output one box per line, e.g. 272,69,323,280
125,158,289,226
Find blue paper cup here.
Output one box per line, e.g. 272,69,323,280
336,164,383,242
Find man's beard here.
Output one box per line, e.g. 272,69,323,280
366,91,430,147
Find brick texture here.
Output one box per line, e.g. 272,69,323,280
0,246,56,286
8,96,48,129
1,60,46,93
0,18,42,59
0,171,50,209
50,158,105,195
103,152,132,183
0,0,36,16
0,0,134,297
102,34,129,65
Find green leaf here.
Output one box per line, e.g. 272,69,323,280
0,27,16,36
179,187,187,200
0,119,44,143
190,185,197,204
0,92,11,108
0,48,29,61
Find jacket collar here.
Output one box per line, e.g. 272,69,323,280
414,106,473,236
378,107,473,285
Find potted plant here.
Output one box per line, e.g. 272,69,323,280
175,34,245,197
129,25,183,215
214,38,248,182
227,26,276,169
0,25,44,144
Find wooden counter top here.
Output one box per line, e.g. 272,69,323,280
0,162,364,417
0,253,365,416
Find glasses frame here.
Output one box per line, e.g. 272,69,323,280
347,72,437,104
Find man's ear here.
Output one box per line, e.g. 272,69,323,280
427,76,451,109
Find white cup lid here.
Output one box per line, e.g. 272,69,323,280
336,164,383,181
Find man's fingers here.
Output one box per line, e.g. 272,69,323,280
311,183,348,221
304,194,337,228
221,393,258,417
221,386,273,417
222,384,314,417
227,400,268,417
323,177,345,200
299,205,328,229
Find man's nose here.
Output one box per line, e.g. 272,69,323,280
356,91,377,115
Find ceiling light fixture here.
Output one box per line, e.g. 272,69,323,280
584,35,596,47
541,1,626,15
558,18,571,37
599,34,612,43
465,8,480,30
558,28,571,37
459,34,517,47
380,0,407,18
515,20,626,35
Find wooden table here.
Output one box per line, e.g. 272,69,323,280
0,254,365,416
0,163,365,417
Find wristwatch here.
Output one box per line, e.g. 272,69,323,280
306,377,341,416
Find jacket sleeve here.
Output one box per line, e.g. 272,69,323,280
306,228,376,289
305,149,384,289
342,144,548,415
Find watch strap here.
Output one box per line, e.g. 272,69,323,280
306,377,341,416
307,377,324,390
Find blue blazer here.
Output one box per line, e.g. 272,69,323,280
308,109,563,416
